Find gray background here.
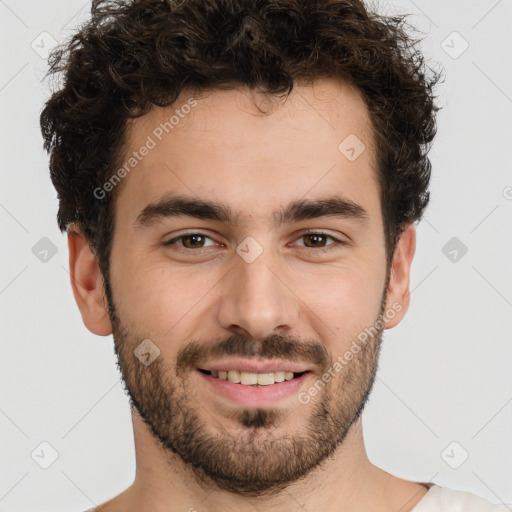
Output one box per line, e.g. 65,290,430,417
1,0,511,510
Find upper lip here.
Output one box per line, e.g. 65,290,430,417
197,358,313,374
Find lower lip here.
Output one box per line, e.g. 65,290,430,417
197,370,311,407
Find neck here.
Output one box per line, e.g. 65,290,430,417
97,412,429,512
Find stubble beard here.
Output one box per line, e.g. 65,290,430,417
104,276,387,497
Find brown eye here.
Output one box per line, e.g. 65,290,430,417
294,231,342,250
302,233,330,248
163,233,217,250
181,234,207,248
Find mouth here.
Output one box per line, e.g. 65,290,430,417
197,368,309,386
195,361,314,406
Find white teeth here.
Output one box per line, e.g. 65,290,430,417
257,373,274,386
227,370,241,383
209,370,302,385
240,371,258,385
274,371,285,382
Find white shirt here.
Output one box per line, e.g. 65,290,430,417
412,484,511,511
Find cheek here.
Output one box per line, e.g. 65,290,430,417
291,261,386,343
111,258,221,340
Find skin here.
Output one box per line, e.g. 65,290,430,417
68,77,429,511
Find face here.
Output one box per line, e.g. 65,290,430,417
79,78,413,496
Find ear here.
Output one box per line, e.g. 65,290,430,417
67,224,113,336
383,223,416,329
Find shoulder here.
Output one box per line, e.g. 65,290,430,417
412,484,511,512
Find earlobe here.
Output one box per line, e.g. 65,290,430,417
67,224,113,336
383,223,416,329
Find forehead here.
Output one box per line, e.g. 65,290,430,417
113,77,380,230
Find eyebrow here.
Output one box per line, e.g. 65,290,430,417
133,194,369,230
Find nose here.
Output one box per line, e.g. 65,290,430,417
216,245,301,340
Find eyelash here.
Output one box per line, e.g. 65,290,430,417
162,230,346,254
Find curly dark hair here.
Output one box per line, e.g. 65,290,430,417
40,0,441,282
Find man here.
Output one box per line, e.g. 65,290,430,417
40,0,509,510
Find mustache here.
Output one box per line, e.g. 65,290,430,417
176,333,331,373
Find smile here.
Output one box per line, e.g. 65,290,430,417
198,369,308,386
